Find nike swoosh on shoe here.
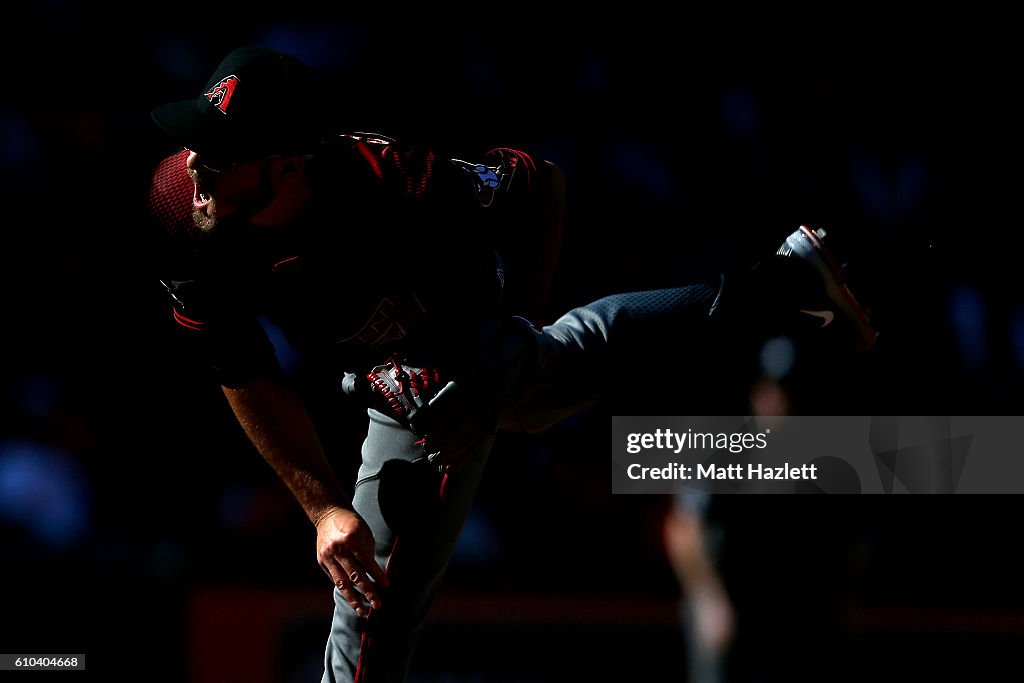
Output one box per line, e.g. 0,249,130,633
799,309,835,327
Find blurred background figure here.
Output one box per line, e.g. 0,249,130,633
663,492,735,683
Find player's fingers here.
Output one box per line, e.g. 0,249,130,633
349,542,390,589
320,555,370,617
336,555,382,614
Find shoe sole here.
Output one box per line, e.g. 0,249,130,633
781,225,879,351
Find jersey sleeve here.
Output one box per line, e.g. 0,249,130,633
451,145,566,323
148,151,278,387
333,133,551,210
452,146,545,209
157,274,278,388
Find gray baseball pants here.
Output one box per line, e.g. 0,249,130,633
322,284,720,682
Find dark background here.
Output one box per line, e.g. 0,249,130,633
2,1,1022,681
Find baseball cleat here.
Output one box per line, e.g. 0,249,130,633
776,225,878,351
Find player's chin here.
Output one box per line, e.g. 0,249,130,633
191,205,219,232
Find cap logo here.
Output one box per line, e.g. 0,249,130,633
204,75,240,114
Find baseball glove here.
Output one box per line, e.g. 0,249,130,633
340,316,542,468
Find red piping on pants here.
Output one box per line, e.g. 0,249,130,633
353,537,400,683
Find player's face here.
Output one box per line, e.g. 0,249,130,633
185,150,274,231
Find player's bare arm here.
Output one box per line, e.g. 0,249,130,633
220,375,390,616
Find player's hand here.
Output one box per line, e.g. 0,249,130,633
412,380,500,465
314,507,389,617
415,317,540,463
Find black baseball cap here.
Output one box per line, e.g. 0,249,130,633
151,46,323,162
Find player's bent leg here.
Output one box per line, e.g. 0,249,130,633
322,408,495,683
501,283,722,433
500,225,877,433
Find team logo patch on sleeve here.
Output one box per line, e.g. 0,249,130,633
452,158,508,207
204,75,240,114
